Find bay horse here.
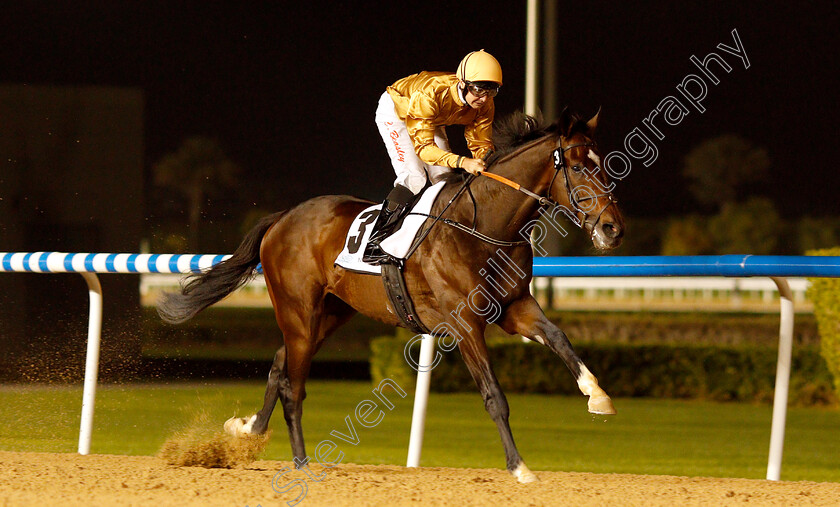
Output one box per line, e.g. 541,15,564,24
158,109,624,483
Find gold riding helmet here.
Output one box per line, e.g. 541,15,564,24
457,50,503,97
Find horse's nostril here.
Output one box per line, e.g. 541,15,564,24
602,223,622,239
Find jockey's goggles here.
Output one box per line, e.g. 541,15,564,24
466,81,501,98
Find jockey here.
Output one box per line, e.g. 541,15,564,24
363,49,503,264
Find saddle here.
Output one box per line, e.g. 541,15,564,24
334,169,531,335
334,182,448,334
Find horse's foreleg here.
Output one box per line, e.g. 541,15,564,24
458,337,538,483
499,297,616,415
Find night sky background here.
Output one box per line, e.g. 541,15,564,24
2,1,838,222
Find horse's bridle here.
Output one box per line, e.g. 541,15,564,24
403,137,619,259
547,140,618,231
482,138,618,232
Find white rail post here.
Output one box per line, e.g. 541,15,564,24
766,276,794,480
525,0,538,116
406,333,436,467
78,272,103,455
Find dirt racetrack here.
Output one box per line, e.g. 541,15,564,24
3,451,840,506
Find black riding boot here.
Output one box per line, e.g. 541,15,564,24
363,184,416,265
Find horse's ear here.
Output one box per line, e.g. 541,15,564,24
586,107,601,134
558,106,573,136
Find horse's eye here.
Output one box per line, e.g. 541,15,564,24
572,164,584,173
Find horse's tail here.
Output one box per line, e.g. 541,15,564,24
157,211,287,324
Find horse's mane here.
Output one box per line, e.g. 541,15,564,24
438,108,590,185
491,109,590,161
491,111,557,160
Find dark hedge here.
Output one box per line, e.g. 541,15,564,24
371,336,836,406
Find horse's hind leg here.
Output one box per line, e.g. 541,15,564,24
272,332,314,462
277,297,357,462
457,332,538,484
224,332,320,461
499,296,616,415
235,345,289,435
227,293,356,464
224,344,294,438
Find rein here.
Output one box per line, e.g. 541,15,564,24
401,136,618,260
402,174,477,261
407,211,531,247
484,140,617,232
403,168,530,262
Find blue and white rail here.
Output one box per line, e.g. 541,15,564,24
0,251,231,274
3,252,840,481
0,252,230,456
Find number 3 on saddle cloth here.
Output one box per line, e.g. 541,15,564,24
334,181,448,334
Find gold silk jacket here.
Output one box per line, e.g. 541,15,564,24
386,71,494,168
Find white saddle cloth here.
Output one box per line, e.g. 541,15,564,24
334,181,446,274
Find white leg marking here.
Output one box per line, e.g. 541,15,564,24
576,364,600,396
241,414,257,433
577,363,616,415
513,462,539,483
224,414,257,437
533,334,547,345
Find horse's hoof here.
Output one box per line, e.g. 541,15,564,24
512,462,540,484
224,414,257,437
588,395,617,415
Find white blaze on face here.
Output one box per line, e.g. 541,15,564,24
591,228,610,249
585,148,609,249
587,149,601,166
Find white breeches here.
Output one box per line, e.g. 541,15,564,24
375,91,451,194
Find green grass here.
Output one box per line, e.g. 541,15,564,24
1,381,838,482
